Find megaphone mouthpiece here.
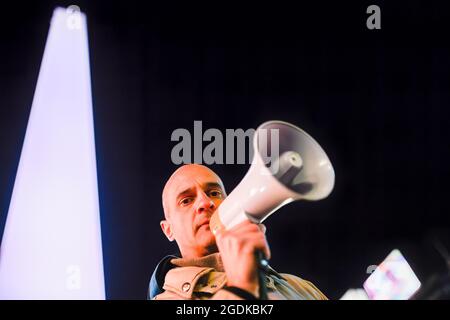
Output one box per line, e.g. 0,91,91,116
272,151,303,186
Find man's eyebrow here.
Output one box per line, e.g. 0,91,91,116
175,182,224,201
176,187,194,200
204,182,224,190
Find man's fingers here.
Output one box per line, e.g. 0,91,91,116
250,236,271,260
216,220,271,260
239,233,271,260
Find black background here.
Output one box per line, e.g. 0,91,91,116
0,0,449,299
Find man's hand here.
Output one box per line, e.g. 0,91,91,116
215,220,270,298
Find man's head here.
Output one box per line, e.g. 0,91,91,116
160,164,227,258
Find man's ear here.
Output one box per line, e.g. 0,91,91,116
160,220,175,242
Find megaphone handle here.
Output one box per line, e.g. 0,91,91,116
255,250,269,299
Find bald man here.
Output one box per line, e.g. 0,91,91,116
149,164,327,300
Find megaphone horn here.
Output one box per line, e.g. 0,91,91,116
210,120,335,234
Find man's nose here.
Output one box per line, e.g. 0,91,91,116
196,192,215,214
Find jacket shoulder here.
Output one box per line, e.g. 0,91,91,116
279,273,328,300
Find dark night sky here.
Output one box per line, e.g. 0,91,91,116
1,1,450,299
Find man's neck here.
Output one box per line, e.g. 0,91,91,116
180,245,218,260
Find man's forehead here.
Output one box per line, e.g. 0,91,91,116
163,165,224,198
172,180,222,196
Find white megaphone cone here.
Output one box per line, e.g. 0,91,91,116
210,120,335,234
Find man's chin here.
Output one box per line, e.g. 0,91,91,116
197,227,217,250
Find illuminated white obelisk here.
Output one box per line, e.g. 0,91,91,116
0,7,105,299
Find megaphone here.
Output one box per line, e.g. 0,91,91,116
210,120,335,234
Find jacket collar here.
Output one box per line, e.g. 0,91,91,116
161,253,227,299
170,252,224,271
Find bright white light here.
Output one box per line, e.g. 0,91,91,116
363,249,421,300
0,7,105,299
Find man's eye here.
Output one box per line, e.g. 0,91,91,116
208,190,222,198
180,198,193,206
